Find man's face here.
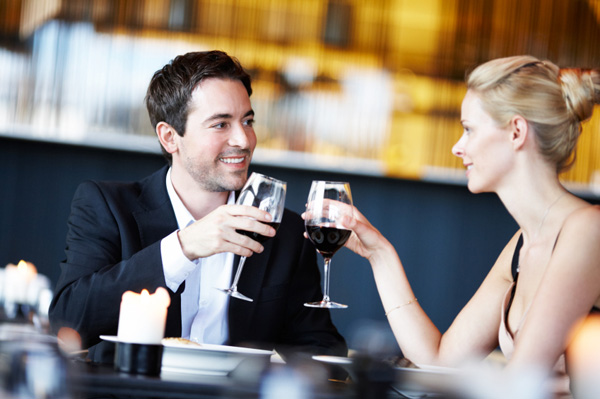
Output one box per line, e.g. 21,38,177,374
173,78,256,192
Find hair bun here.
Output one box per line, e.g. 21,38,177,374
558,68,600,122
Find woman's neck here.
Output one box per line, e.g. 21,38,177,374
496,166,566,246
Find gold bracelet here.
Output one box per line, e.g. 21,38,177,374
385,298,418,316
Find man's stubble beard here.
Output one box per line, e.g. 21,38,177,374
186,159,248,193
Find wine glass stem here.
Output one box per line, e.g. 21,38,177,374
230,256,247,292
323,257,332,303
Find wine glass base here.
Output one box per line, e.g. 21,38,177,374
231,291,253,302
304,301,347,309
216,288,253,302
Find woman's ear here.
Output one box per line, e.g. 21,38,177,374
156,122,179,155
509,115,529,151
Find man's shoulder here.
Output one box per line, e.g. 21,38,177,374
75,166,168,203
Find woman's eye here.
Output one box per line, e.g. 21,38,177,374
213,122,227,129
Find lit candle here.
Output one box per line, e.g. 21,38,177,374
568,315,600,398
568,315,600,372
4,260,37,304
117,287,170,344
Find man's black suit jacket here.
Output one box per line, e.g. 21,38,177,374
49,166,346,362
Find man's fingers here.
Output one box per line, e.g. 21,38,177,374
234,218,276,238
227,204,273,222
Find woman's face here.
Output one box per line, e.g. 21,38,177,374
452,90,514,193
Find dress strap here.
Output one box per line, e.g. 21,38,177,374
511,234,524,281
506,234,524,321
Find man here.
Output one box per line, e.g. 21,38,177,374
49,50,346,363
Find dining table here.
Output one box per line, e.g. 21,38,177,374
66,351,463,399
70,360,354,399
0,321,462,399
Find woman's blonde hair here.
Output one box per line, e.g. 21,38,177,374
466,55,600,172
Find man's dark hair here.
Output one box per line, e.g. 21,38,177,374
145,50,252,163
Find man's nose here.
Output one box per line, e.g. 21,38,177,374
228,123,251,147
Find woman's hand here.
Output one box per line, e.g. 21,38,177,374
302,202,393,261
340,206,393,261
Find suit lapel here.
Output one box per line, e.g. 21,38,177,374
131,166,182,337
134,204,178,248
132,166,178,247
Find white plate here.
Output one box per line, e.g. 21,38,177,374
101,335,274,375
311,355,457,397
411,363,458,373
100,335,166,345
311,355,457,375
99,335,125,343
312,355,352,365
394,364,459,396
160,340,273,376
161,339,274,356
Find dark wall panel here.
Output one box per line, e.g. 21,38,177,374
1,136,521,348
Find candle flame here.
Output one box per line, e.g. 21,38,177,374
16,260,37,278
140,289,150,305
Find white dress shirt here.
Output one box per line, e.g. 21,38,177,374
160,168,235,344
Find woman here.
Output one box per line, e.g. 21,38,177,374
340,56,600,394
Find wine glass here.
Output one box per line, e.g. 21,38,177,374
304,181,353,309
218,172,287,302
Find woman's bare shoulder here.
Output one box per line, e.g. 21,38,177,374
555,204,600,264
552,204,600,307
563,204,600,234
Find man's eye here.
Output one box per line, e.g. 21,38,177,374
244,119,255,127
213,122,227,129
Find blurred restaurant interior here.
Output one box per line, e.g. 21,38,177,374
1,0,600,346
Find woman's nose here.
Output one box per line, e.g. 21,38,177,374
452,136,465,158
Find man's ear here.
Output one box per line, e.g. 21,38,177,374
156,122,179,155
509,115,529,151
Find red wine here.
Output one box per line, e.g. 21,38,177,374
305,225,351,257
237,222,280,243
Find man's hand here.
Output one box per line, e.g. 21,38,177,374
177,204,277,260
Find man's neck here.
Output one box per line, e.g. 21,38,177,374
169,169,230,220
185,190,230,221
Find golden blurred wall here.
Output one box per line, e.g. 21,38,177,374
0,0,599,190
